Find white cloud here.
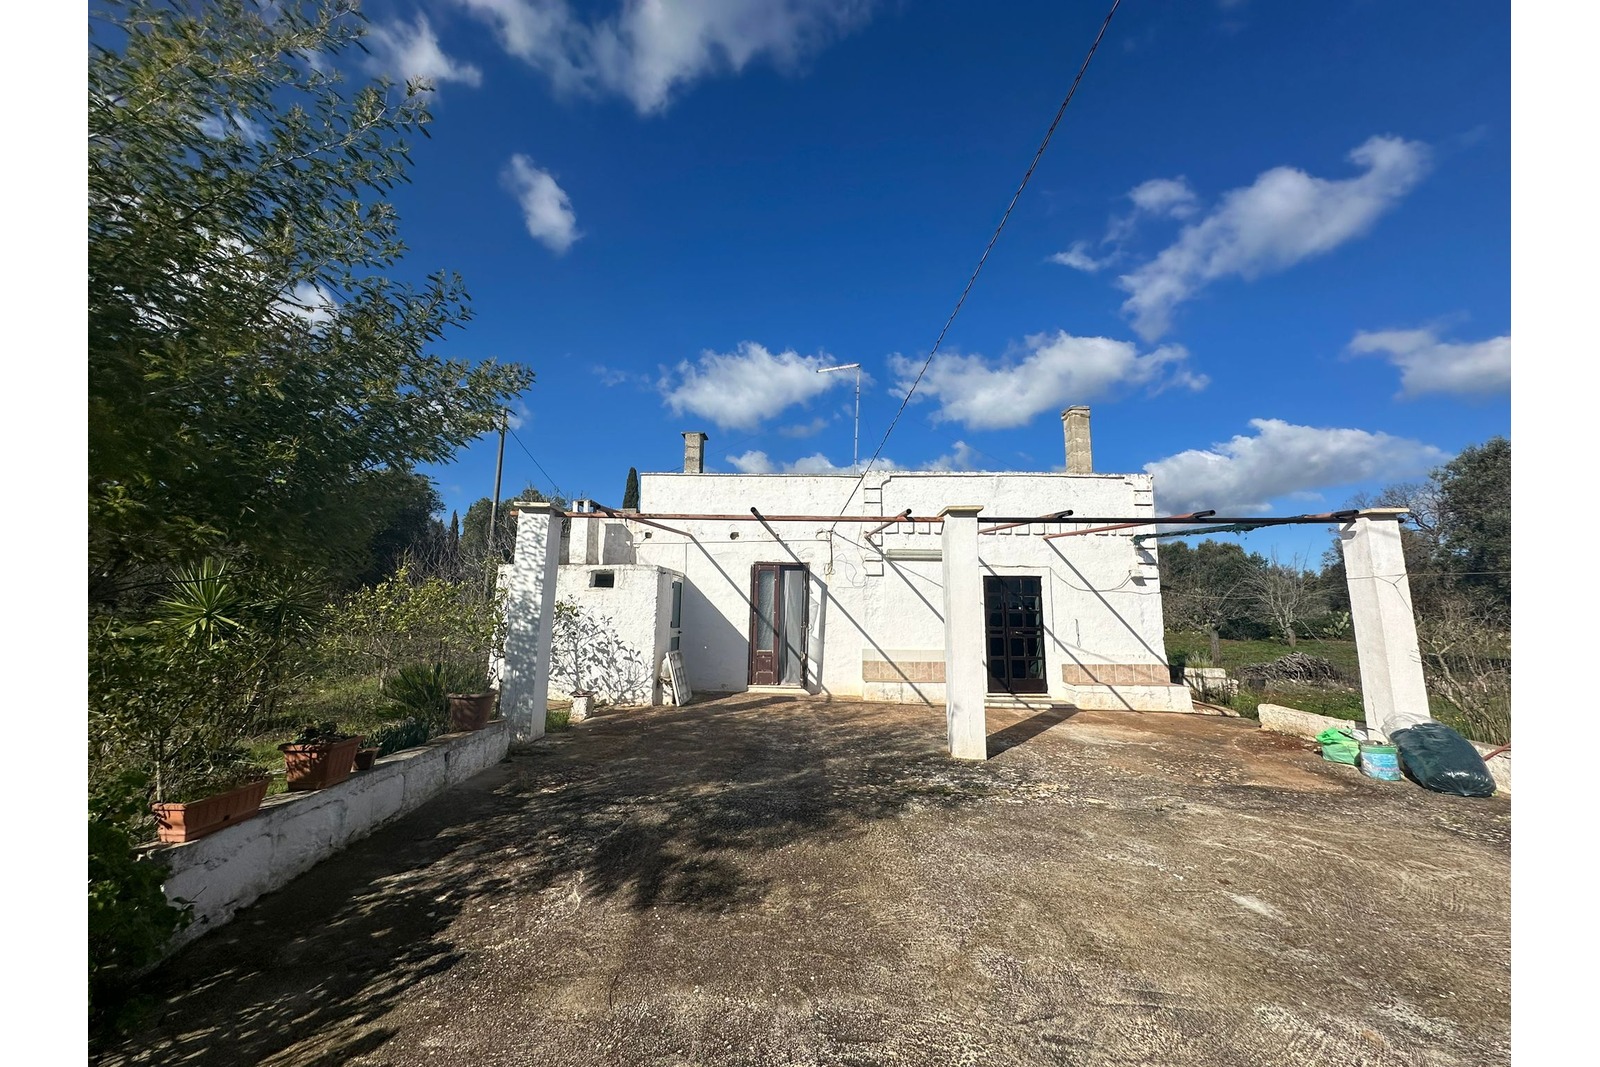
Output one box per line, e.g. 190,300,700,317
778,416,831,438
279,281,336,325
1127,177,1198,218
197,111,266,142
501,154,580,253
923,441,981,471
660,342,854,431
1048,241,1106,273
724,449,898,474
1348,328,1511,397
1054,177,1196,273
593,363,650,388
889,331,1207,431
365,14,484,89
457,0,869,114
1144,418,1449,515
726,442,995,475
1118,136,1431,339
725,449,777,473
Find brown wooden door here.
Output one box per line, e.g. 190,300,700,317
749,564,808,686
985,575,1047,694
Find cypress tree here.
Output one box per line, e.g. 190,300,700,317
623,467,641,510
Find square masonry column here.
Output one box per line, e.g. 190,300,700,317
500,501,562,743
1339,507,1431,741
941,505,987,760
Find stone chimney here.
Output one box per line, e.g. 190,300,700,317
682,431,708,474
1062,406,1092,474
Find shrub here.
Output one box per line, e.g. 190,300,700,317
381,660,486,729
367,717,435,757
89,771,189,1028
1417,591,1511,746
89,560,321,802
319,564,503,682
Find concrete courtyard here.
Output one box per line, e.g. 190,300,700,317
94,695,1511,1067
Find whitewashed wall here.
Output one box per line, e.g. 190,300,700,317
548,563,679,705
155,724,509,951
621,471,1188,711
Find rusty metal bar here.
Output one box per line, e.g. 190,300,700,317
575,506,946,523
587,502,692,537
1042,511,1215,539
979,509,1073,535
865,509,914,540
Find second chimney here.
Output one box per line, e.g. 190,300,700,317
682,431,708,474
1062,406,1092,474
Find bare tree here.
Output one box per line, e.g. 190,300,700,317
1245,553,1324,648
1349,481,1443,549
1415,588,1511,745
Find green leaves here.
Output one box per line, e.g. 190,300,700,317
319,563,504,681
89,1,534,604
154,559,247,646
89,769,190,1027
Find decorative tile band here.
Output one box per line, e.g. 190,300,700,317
1061,663,1173,686
862,659,946,683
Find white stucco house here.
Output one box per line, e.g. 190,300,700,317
503,407,1194,717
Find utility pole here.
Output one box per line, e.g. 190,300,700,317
816,362,862,471
487,407,507,559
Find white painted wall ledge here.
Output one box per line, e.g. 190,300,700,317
148,722,510,953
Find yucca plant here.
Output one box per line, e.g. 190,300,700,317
381,661,485,730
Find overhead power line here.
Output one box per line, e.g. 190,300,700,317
506,425,564,501
832,0,1124,526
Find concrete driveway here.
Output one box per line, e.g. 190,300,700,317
94,695,1510,1066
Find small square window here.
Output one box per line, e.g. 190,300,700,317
590,571,615,588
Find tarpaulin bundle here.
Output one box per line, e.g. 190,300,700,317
1390,722,1496,797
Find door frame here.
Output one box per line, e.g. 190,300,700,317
747,562,809,687
983,574,1048,695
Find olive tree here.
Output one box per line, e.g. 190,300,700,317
89,0,533,606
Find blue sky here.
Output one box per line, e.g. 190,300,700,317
346,0,1508,562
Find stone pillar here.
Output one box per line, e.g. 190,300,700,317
1339,508,1431,741
1062,406,1092,474
500,501,562,743
940,505,987,760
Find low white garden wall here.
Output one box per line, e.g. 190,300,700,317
150,722,510,951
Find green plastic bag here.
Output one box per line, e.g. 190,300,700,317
1316,727,1360,766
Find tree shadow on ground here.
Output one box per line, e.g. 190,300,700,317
92,695,1002,1066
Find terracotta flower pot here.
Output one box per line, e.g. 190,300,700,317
151,778,270,844
354,747,380,771
279,736,362,791
447,691,496,732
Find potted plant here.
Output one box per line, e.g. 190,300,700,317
446,681,497,732
149,763,271,844
90,559,324,839
353,745,381,771
279,721,362,791
383,661,496,733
